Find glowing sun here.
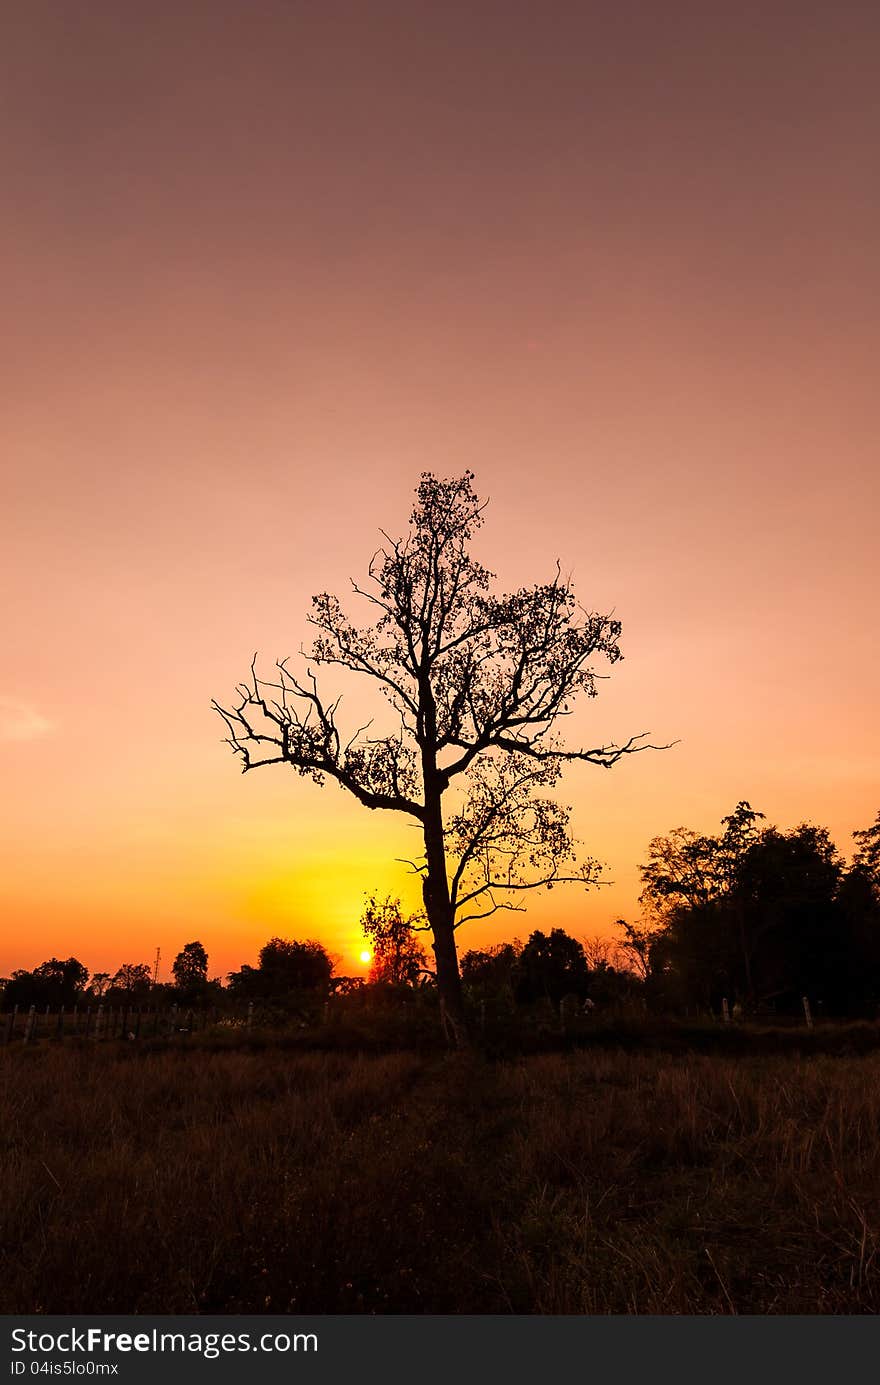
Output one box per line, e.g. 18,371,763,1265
359,950,372,965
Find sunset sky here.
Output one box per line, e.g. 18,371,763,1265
2,0,878,981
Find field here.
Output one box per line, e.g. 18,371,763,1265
3,1037,880,1314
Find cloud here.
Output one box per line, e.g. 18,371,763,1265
0,698,53,742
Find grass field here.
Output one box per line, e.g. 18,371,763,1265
3,1038,879,1313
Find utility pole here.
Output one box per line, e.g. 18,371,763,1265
152,947,161,988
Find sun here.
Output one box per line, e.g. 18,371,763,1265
359,949,372,965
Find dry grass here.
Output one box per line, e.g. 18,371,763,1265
2,1042,879,1312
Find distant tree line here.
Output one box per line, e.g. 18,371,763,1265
1,941,216,1011
3,806,878,1021
616,803,880,1017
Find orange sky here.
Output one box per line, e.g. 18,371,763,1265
2,1,878,981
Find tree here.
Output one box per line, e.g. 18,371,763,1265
580,952,643,1009
213,472,658,1040
516,928,590,1004
853,810,880,888
615,918,658,981
110,963,152,998
632,806,856,1014
3,957,89,1009
227,937,333,999
461,941,521,999
172,940,209,992
733,823,843,1009
580,934,622,971
639,803,764,915
34,957,89,1005
360,895,427,987
638,802,766,1005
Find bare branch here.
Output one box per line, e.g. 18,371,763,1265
213,471,669,1026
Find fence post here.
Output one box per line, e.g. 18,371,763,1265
246,1001,254,1031
722,998,731,1024
134,1006,141,1039
95,1004,104,1039
5,1006,17,1044
802,995,813,1030
24,1004,36,1044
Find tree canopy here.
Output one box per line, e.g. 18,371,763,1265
227,937,333,999
214,472,657,1038
360,895,427,987
172,941,209,992
618,803,880,1015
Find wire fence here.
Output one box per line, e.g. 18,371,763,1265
2,992,831,1050
2,1001,256,1044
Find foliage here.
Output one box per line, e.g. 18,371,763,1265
329,976,365,997
109,963,153,1000
621,803,880,1016
460,942,521,999
853,809,880,888
360,895,428,987
3,957,89,1010
227,937,333,999
172,940,209,994
516,928,589,1004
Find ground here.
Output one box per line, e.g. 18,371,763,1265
2,1039,878,1313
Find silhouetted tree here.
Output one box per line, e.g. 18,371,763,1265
639,803,764,911
630,806,862,1014
734,823,843,1010
214,473,659,1040
853,810,880,888
614,918,658,981
578,934,643,1008
361,895,427,986
516,928,589,1004
637,803,767,1006
228,937,333,999
580,934,621,971
88,972,111,999
461,941,521,999
172,941,209,993
836,861,880,1013
110,963,153,1000
330,975,365,997
3,957,89,1009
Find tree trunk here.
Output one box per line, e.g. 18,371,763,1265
735,898,754,1006
430,902,466,1045
422,780,467,1046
